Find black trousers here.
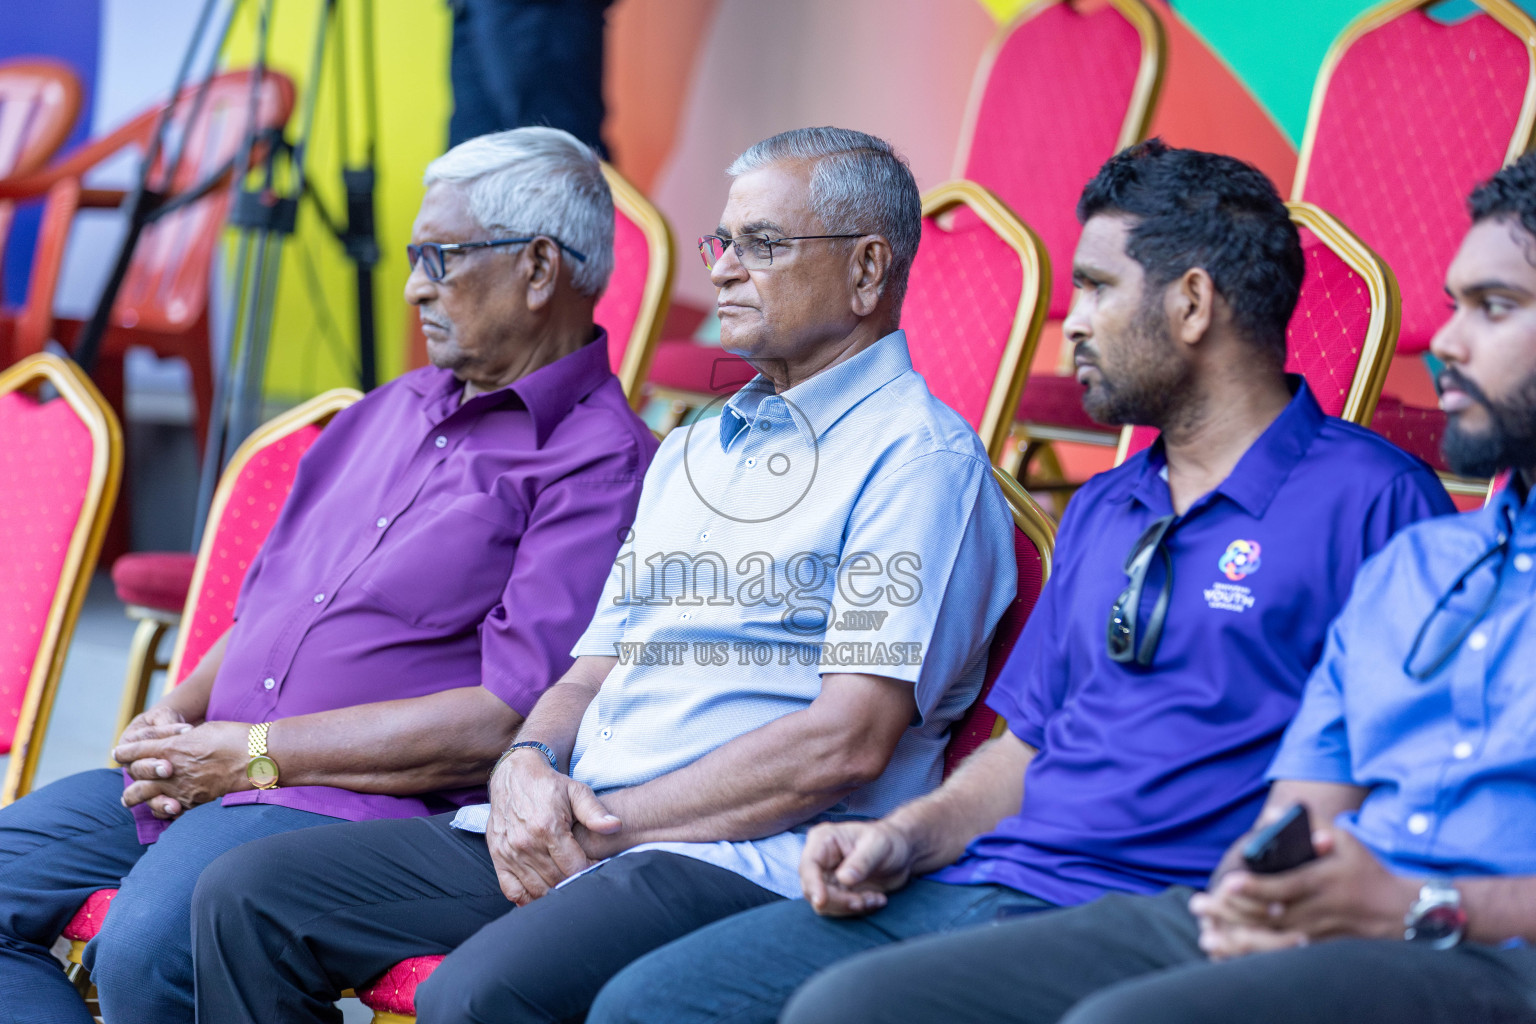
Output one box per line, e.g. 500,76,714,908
781,886,1536,1024
448,0,612,154
190,811,781,1024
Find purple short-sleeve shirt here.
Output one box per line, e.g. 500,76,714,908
132,331,656,842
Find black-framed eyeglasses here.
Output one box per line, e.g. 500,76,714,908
698,233,865,270
1107,514,1177,668
1402,529,1511,681
407,236,588,282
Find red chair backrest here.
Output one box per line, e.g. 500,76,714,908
592,165,672,403
1295,2,1536,354
944,471,1055,776
902,182,1049,463
0,59,83,292
1119,203,1400,462
111,70,294,336
959,0,1163,319
168,390,358,683
0,355,119,765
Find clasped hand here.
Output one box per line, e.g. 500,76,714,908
112,707,249,820
799,819,917,917
486,749,621,905
1190,826,1420,960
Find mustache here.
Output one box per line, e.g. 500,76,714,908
1436,367,1495,410
1073,340,1099,364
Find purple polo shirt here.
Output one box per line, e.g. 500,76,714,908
929,380,1454,904
133,331,655,842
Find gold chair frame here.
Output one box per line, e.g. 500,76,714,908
601,162,675,407
1112,201,1402,465
985,465,1057,742
649,180,1052,466
0,354,122,805
996,0,1167,471
111,389,361,743
953,0,1166,179
1291,0,1536,497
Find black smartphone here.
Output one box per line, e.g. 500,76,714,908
1241,804,1317,874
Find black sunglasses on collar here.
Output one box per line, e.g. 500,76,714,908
1107,514,1177,668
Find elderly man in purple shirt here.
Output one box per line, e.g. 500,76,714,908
0,126,656,1024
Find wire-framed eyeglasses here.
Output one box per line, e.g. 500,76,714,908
698,232,865,270
1402,529,1512,681
1107,514,1177,668
407,236,588,282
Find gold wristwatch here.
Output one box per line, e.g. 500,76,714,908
246,722,280,790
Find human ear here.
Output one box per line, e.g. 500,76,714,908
1173,267,1216,346
524,237,561,312
849,236,893,317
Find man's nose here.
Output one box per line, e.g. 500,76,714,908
404,259,434,305
709,243,747,289
1428,308,1469,367
1063,294,1092,345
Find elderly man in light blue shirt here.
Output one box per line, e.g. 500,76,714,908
189,126,1015,1024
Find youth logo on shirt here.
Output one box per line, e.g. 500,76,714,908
1218,539,1262,581
1207,539,1262,613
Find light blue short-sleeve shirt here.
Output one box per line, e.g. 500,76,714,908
454,330,1016,896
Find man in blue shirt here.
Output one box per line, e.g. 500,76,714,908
188,127,1017,1024
676,153,1536,1024
587,141,1454,1024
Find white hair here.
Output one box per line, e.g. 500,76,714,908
727,127,922,308
424,127,614,296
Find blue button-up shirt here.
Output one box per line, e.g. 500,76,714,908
930,380,1454,905
1270,478,1536,877
522,330,1014,896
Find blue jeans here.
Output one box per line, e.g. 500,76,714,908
588,878,1052,1024
0,768,334,1024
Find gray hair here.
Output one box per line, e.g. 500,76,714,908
727,127,922,307
424,127,614,296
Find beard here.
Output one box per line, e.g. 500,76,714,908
1439,365,1536,478
1079,295,1195,428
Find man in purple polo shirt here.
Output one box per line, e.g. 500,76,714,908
0,126,655,1024
585,141,1455,1024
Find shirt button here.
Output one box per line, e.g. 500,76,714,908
313,593,325,604
1453,741,1473,760
1469,631,1489,651
600,727,612,740
745,458,757,468
680,611,691,620
262,677,275,690
435,435,447,448
758,421,770,430
1407,813,1430,835
1516,553,1534,573
700,531,710,542
376,517,388,528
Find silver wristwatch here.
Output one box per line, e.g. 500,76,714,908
1404,876,1467,949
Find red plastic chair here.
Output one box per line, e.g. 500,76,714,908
0,59,84,366
1114,202,1400,462
59,387,359,1001
0,353,121,805
595,163,673,405
0,69,295,451
647,180,1052,464
1289,0,1536,492
354,468,1057,1024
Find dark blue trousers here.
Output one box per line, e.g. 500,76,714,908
0,768,333,1024
448,0,613,154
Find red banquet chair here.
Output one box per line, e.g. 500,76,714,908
0,59,84,367
59,387,359,1007
1114,201,1400,463
647,180,1052,464
353,467,1057,1024
0,353,121,806
0,69,295,450
1289,0,1536,494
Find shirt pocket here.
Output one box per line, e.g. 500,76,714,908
358,493,526,631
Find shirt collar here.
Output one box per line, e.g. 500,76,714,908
1493,471,1536,538
1131,376,1325,519
717,330,913,450
405,329,614,446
